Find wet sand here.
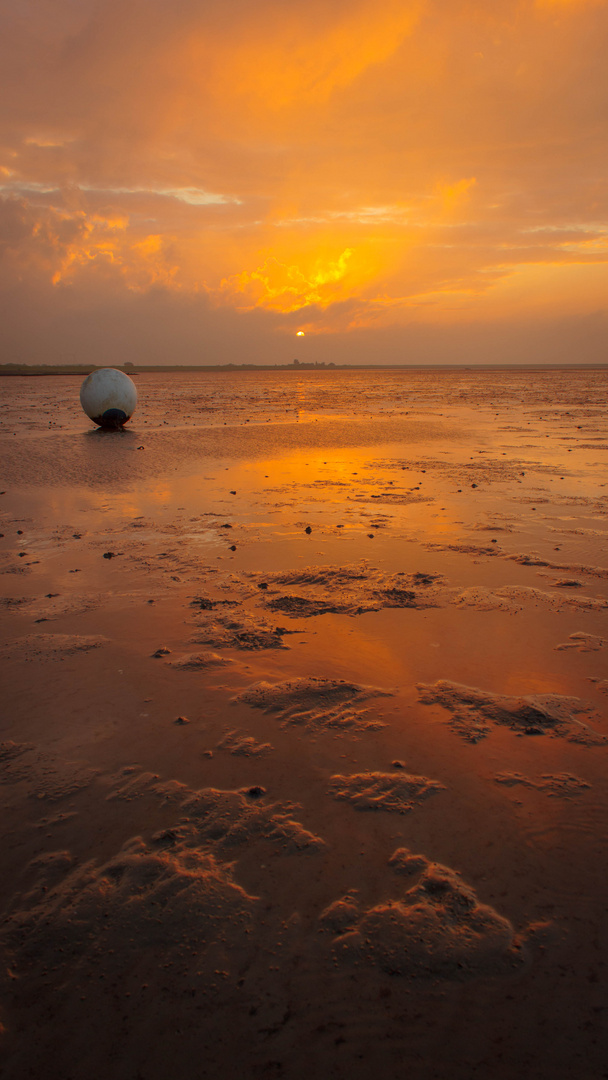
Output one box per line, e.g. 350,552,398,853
1,367,607,1079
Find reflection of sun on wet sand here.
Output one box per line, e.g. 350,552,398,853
1,368,608,1080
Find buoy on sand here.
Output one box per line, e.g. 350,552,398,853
80,368,137,429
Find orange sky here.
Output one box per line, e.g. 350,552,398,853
1,0,607,365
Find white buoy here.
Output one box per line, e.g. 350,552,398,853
80,368,137,429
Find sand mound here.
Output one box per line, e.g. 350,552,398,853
255,563,444,618
424,542,501,557
265,594,371,617
370,585,431,608
0,740,35,764
217,730,274,756
505,553,608,579
101,768,325,854
105,768,163,802
179,787,326,853
324,853,524,978
328,770,445,813
318,892,361,933
189,594,241,611
425,543,608,586
494,772,591,797
1,741,97,801
272,564,371,587
0,633,109,662
451,587,515,611
451,584,608,613
388,849,431,875
555,632,607,652
190,611,292,650
548,525,608,539
168,651,231,669
235,677,391,733
2,835,257,1008
417,679,605,743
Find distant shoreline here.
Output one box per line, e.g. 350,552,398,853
1,362,607,376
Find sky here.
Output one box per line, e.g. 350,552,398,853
0,0,607,366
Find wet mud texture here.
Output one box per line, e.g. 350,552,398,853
1,368,608,1080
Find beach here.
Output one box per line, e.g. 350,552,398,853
1,366,607,1079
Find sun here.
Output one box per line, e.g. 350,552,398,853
296,330,305,336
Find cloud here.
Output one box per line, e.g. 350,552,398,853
435,178,477,211
78,186,241,206
220,249,356,312
0,0,607,362
205,0,423,113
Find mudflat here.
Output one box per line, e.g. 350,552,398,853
1,367,607,1080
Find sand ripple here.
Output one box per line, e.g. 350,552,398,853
190,611,292,650
235,677,391,732
417,679,606,744
494,772,591,797
328,770,445,813
555,632,607,652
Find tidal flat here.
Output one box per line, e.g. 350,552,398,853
1,367,607,1080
